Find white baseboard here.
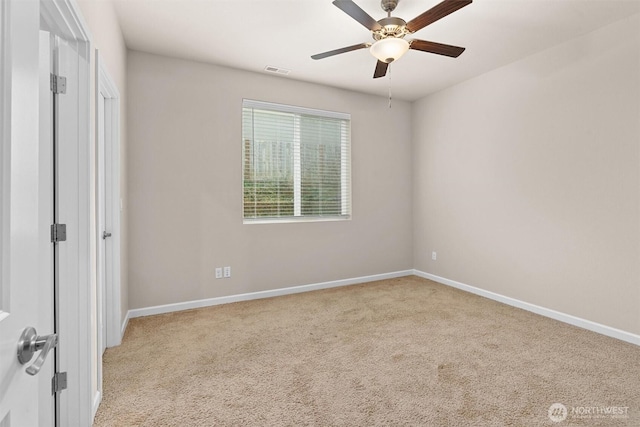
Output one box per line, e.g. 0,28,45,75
413,269,640,346
127,270,414,320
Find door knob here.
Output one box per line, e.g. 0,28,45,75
102,231,112,239
17,327,58,376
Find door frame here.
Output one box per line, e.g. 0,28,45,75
95,49,122,407
96,50,121,349
40,0,93,425
0,0,8,303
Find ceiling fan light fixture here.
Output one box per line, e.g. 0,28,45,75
370,37,409,63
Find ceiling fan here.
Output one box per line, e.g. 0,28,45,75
312,0,472,78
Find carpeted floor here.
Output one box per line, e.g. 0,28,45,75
93,276,640,426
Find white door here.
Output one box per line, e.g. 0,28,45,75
96,54,121,355
0,3,55,426
95,59,121,409
97,91,108,355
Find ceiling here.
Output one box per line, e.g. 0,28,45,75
113,0,640,101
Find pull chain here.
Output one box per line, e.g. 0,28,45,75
388,63,392,109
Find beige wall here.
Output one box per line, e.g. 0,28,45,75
124,12,639,338
126,51,413,309
412,14,640,335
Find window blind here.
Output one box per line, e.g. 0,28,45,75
242,100,351,222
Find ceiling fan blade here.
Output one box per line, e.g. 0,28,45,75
373,60,389,79
311,43,370,60
332,0,382,31
410,39,465,57
406,0,472,33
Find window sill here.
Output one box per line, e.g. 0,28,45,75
243,215,351,225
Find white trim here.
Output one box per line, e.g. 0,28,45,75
94,50,121,422
128,270,414,319
244,215,351,225
40,0,93,425
125,269,640,347
40,0,91,43
413,270,640,346
96,50,122,348
0,0,9,312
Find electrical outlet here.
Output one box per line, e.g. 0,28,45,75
223,266,231,278
215,267,222,279
432,251,437,261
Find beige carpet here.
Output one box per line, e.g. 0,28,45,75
94,276,640,426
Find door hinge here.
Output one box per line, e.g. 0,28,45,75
50,73,67,94
51,224,67,243
52,372,67,394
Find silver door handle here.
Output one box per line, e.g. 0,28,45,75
103,231,112,239
17,327,58,376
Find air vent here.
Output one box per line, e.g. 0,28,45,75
264,66,291,76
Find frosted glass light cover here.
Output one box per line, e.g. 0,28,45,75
370,38,410,63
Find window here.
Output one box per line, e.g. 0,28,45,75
242,100,351,223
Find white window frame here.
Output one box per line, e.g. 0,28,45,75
242,99,352,224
